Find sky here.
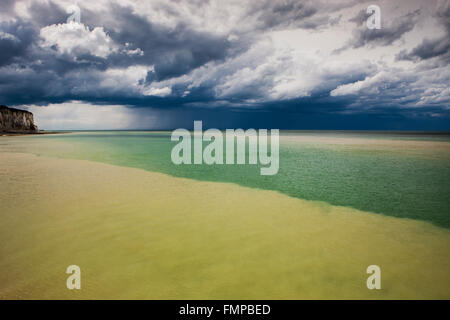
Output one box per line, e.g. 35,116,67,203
0,0,449,130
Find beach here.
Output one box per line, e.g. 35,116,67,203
1,0,449,304
1,147,449,299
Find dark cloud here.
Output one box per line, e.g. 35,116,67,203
0,0,448,130
348,8,368,26
397,2,450,62
128,96,450,131
0,1,237,105
0,20,36,67
27,0,67,28
249,0,345,31
253,0,318,30
81,3,236,81
0,0,350,106
340,9,420,50
0,0,16,16
397,38,450,62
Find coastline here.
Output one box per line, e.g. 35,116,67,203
1,151,449,299
0,131,70,136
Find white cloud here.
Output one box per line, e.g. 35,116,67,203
24,101,156,130
143,86,172,97
330,71,392,96
0,31,19,41
330,63,450,110
39,22,117,58
148,34,377,103
100,65,149,92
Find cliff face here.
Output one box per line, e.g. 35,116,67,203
0,105,38,133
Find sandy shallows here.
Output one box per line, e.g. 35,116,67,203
0,152,449,299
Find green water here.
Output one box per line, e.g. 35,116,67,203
13,131,450,228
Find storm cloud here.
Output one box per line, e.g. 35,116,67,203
0,0,448,129
397,0,450,62
342,9,420,49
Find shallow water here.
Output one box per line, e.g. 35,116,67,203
0,152,449,299
3,131,450,227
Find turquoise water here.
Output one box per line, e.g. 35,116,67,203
19,131,450,228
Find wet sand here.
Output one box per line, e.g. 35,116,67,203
281,134,450,155
0,152,449,299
